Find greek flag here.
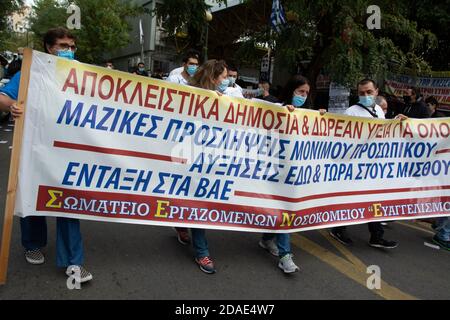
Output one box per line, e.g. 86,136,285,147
270,0,287,33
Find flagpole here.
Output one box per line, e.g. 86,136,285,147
139,19,144,63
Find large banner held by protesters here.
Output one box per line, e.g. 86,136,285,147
15,51,450,233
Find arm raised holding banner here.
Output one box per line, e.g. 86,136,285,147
0,27,92,285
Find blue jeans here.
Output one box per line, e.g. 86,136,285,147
262,233,291,257
435,217,450,241
20,216,84,267
191,228,209,258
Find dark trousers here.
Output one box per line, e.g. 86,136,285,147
333,222,384,239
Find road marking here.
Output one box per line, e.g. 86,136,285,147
395,221,435,235
291,233,418,300
318,230,418,300
319,230,368,270
424,242,440,250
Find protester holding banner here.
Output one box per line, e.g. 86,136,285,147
256,75,322,274
280,75,327,115
186,59,229,273
329,79,398,249
0,27,92,283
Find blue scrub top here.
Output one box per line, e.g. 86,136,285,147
0,71,21,100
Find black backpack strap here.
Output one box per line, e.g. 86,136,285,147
356,103,378,118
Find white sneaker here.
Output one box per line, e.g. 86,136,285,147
65,265,93,283
259,239,279,256
278,254,299,273
25,249,45,265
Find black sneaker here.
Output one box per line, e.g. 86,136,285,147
329,229,353,246
432,235,450,251
369,238,398,249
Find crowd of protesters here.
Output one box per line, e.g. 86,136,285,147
0,27,448,284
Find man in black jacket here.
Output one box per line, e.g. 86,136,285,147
402,87,430,118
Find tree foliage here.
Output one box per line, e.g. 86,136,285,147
271,0,439,88
0,0,24,46
153,0,227,54
29,0,144,63
157,0,445,92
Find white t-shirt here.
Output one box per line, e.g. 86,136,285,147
345,104,385,119
224,83,243,98
168,66,183,77
166,73,189,85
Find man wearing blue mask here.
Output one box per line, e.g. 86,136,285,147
167,51,199,86
134,62,149,77
345,79,385,118
166,51,200,245
0,27,92,284
223,64,243,98
329,78,398,249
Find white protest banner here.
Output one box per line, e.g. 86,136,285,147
13,51,450,233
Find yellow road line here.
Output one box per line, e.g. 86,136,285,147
319,230,367,270
291,233,418,300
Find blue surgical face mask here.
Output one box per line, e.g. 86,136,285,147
359,95,375,107
217,79,230,93
138,67,145,72
186,65,197,76
56,50,75,60
292,94,307,107
228,76,236,86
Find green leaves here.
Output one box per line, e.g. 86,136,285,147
0,0,24,46
273,0,441,88
153,0,227,53
29,0,143,63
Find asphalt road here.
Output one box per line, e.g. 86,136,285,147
0,119,449,300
